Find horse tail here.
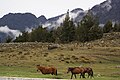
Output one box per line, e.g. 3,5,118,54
91,70,94,78
52,68,57,75
55,69,57,75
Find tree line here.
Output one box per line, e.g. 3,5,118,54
9,10,120,43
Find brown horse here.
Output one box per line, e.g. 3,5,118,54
67,67,85,79
83,67,93,78
36,65,57,75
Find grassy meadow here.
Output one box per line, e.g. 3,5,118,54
0,42,120,80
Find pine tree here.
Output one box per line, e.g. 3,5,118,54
113,22,120,32
60,10,76,43
76,10,103,42
30,26,48,42
53,26,62,43
103,20,113,33
14,31,29,42
46,29,55,42
89,25,103,41
5,35,13,43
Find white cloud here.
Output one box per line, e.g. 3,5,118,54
57,10,85,24
43,23,52,28
25,27,32,33
0,26,22,39
43,10,86,29
57,15,66,25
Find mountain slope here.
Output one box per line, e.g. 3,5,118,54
43,0,120,28
38,15,47,25
0,13,39,31
91,0,120,24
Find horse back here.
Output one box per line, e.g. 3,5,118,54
72,67,83,74
86,67,93,72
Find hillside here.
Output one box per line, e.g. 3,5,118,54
0,32,120,79
91,0,120,24
0,13,39,31
82,32,120,47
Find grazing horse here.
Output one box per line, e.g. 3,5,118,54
67,67,85,79
36,65,57,75
81,67,94,78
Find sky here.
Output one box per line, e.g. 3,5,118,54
0,0,106,19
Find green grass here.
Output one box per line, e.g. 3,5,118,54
0,65,64,79
0,43,120,79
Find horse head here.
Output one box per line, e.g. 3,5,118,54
67,67,74,73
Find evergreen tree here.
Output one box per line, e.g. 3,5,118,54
5,35,13,43
89,25,103,41
14,31,29,42
53,26,62,43
14,25,55,43
45,28,55,43
76,10,103,42
60,10,76,43
30,26,48,42
113,22,120,32
103,20,113,33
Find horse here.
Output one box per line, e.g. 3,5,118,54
67,67,85,79
36,65,57,75
81,67,94,78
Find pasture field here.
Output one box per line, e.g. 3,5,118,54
0,42,120,80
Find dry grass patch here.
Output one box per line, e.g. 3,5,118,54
0,42,120,79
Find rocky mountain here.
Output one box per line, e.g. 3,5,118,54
38,15,47,25
0,13,39,31
43,0,120,28
91,0,120,24
0,13,40,42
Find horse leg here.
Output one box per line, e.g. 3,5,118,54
51,71,54,75
82,73,85,78
91,71,94,78
88,73,90,78
55,70,57,75
89,71,93,78
51,73,53,75
74,74,77,79
71,74,73,79
90,73,93,78
80,73,82,78
53,70,56,75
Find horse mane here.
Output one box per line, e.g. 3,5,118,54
68,67,75,71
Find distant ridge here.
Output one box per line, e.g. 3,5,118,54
0,13,39,31
91,0,120,24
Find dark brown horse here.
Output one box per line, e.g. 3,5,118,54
36,65,57,75
67,67,85,79
84,67,93,78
